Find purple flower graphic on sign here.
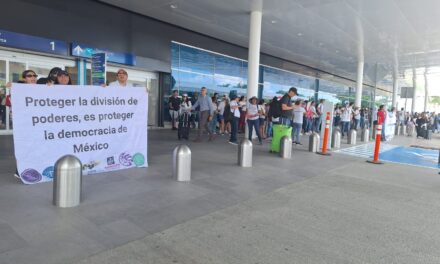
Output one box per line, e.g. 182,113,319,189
21,169,42,183
119,152,133,167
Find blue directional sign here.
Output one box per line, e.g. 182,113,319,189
91,53,106,86
0,29,68,55
70,43,136,65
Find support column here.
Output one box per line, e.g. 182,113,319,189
354,60,364,107
424,68,429,112
246,9,262,100
411,67,417,113
392,69,398,108
392,50,399,108
354,17,364,108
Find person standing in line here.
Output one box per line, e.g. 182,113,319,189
223,98,232,134
377,105,387,141
333,104,341,127
279,87,298,127
191,87,215,142
208,96,218,134
397,108,405,126
353,106,361,130
190,92,199,129
109,68,130,87
168,90,181,130
217,97,226,135
246,96,263,145
292,100,306,145
229,95,240,145
340,102,352,138
258,99,267,139
238,96,246,133
305,101,316,134
315,99,325,133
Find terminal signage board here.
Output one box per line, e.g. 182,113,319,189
0,29,68,56
91,53,106,86
71,42,136,66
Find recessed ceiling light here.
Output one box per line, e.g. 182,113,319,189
170,4,178,9
297,33,303,36
271,20,277,24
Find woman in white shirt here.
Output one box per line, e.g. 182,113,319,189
180,94,192,114
217,97,226,135
246,96,263,145
292,100,306,145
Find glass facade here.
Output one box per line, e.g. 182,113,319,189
168,41,381,121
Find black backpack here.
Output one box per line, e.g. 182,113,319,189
270,100,282,118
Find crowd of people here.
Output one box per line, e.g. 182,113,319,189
169,87,331,145
169,86,439,144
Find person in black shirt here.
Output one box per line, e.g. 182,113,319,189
168,90,181,130
279,87,298,126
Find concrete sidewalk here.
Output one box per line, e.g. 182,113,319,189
0,129,439,264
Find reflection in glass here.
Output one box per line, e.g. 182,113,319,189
9,62,26,83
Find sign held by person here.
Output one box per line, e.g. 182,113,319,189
11,84,148,184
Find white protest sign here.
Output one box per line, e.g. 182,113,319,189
11,84,148,184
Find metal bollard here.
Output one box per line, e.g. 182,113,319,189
372,124,377,139
348,129,357,145
361,128,370,143
395,125,400,136
400,124,406,136
279,136,292,159
173,145,191,182
331,130,341,149
238,139,252,167
308,132,320,152
53,155,82,208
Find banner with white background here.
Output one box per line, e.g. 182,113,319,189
11,84,148,184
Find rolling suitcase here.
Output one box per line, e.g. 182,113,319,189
178,112,190,140
271,124,292,152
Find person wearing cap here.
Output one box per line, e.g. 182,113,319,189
109,69,130,87
55,70,72,85
246,96,263,145
191,87,216,142
228,94,240,145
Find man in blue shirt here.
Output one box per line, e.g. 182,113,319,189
191,87,215,142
